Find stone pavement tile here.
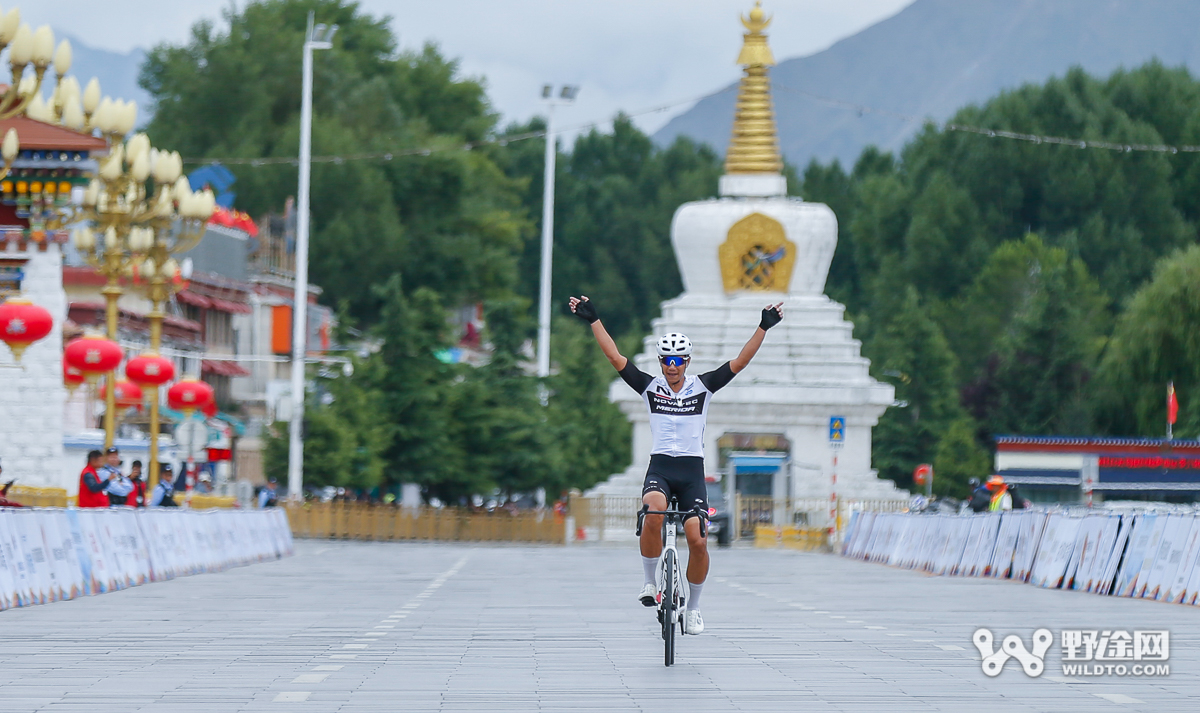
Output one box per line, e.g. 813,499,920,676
4,541,1200,712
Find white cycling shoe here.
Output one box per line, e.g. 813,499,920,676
638,583,657,607
683,609,704,634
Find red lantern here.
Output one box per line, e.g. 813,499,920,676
167,378,214,414
0,297,54,362
64,335,123,380
99,379,145,410
64,362,85,394
125,352,175,387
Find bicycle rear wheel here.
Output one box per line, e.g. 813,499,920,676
662,549,676,666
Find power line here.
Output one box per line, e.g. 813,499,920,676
181,86,736,167
772,83,1200,154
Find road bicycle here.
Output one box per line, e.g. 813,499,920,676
637,498,706,666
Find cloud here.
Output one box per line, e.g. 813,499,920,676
26,0,912,136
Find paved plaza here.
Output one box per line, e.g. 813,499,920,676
1,539,1198,712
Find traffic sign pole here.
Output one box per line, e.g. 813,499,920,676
829,416,845,544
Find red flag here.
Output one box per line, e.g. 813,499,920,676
1168,382,1179,425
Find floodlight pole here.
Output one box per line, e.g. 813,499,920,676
287,13,335,503
536,85,577,384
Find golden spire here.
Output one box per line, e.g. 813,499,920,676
724,1,783,175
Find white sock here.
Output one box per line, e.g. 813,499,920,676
642,556,658,586
687,581,704,610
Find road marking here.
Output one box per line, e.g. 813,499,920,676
314,665,343,671
913,639,935,642
364,632,385,637
829,615,846,619
1043,676,1088,684
846,620,864,623
935,645,965,651
1093,693,1145,705
813,610,829,614
330,655,357,660
273,692,310,702
865,626,886,629
375,625,394,629
343,644,368,649
291,673,328,684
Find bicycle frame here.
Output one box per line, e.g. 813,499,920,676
637,502,707,665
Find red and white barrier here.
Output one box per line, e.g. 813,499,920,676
841,510,1200,605
0,508,293,610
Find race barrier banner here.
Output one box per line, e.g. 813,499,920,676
0,507,293,610
841,510,1200,605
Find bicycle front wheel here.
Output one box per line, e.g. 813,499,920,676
662,549,676,666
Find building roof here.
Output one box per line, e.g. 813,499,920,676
995,434,1200,455
0,116,107,152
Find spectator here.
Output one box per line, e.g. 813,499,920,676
102,447,134,506
967,478,991,513
196,472,214,494
258,478,278,508
77,450,109,508
985,475,1013,511
128,460,147,508
150,464,178,507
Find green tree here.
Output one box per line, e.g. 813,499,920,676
547,317,631,493
958,237,1109,437
867,288,964,490
140,0,529,324
1096,245,1200,438
932,418,991,497
262,358,387,491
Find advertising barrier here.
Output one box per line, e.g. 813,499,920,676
840,510,1200,606
0,507,293,610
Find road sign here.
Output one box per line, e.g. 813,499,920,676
914,463,932,486
829,416,845,448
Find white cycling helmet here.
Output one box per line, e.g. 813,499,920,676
656,332,692,356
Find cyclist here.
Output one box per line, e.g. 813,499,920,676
569,295,783,635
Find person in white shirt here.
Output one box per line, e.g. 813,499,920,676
569,295,783,635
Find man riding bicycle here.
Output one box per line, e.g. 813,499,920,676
570,295,783,635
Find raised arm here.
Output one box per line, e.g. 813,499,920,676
569,296,627,370
729,303,783,373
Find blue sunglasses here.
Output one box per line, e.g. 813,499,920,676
659,356,688,367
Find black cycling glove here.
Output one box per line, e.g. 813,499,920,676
573,298,599,324
760,305,783,330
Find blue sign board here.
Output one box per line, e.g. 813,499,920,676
829,416,845,447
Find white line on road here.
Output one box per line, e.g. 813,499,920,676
273,692,310,702
1093,693,1145,705
314,665,343,671
865,626,886,629
330,655,357,660
343,644,368,649
291,673,328,684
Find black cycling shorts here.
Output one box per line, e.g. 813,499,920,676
642,454,708,520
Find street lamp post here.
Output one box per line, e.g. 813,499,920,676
287,14,337,503
535,84,578,381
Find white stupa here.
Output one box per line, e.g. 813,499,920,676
591,2,904,503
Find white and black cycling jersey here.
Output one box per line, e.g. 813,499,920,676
618,361,737,459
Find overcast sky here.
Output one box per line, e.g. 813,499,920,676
26,0,913,135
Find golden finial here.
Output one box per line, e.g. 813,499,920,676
725,1,783,175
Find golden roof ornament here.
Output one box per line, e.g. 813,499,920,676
724,1,783,175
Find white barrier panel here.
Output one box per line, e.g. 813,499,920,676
0,507,293,611
839,509,1200,606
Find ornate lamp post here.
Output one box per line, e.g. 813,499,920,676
52,134,214,452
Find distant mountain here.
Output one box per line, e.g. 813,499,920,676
655,0,1200,169
56,32,151,120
